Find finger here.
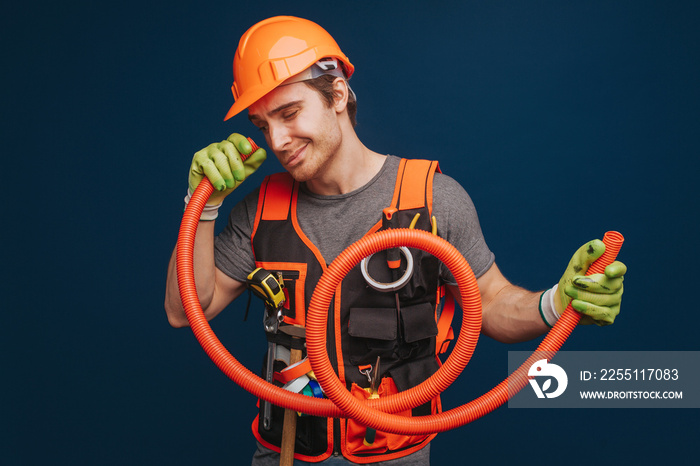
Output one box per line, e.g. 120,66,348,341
578,314,597,326
227,133,252,156
243,148,267,177
571,274,624,295
211,140,238,186
568,240,606,276
570,300,617,326
219,140,245,182
211,147,236,188
199,158,227,191
565,283,623,307
192,145,228,190
605,261,627,279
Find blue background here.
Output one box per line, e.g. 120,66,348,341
3,1,699,464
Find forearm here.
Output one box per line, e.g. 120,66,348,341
455,263,549,344
448,239,626,342
165,133,266,327
164,220,217,327
479,284,548,344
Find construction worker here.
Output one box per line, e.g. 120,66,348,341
164,16,626,465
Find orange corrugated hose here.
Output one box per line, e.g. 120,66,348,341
304,230,623,434
176,138,623,433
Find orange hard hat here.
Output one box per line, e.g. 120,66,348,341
224,16,354,120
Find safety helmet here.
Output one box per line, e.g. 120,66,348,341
224,16,354,120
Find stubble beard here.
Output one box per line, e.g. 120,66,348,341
286,126,343,184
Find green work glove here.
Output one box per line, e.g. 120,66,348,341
540,240,626,327
185,133,266,219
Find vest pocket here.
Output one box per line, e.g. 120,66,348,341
400,302,438,343
348,307,397,340
254,351,328,457
347,303,438,367
347,307,397,366
345,378,431,456
253,262,308,327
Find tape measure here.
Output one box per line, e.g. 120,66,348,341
246,267,286,310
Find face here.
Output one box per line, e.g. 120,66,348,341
248,82,342,183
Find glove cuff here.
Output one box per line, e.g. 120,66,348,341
538,284,560,328
184,188,222,221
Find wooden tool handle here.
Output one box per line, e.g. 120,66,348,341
279,347,303,466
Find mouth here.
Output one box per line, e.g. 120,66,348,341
285,143,308,168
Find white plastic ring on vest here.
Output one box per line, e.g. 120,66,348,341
360,246,414,292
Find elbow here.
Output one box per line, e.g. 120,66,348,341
164,299,190,328
487,331,527,345
167,313,190,328
480,309,540,345
481,324,514,344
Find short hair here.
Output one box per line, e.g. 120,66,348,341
303,75,357,128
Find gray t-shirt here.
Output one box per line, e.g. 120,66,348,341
214,155,494,284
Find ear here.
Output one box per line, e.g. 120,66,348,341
331,77,349,114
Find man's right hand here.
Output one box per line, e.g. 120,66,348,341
188,133,267,206
554,240,626,326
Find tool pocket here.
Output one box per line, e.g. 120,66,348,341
255,351,329,457
347,307,397,366
254,262,308,326
347,303,438,369
345,377,432,456
397,251,440,302
400,302,438,344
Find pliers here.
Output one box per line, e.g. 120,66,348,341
362,356,381,446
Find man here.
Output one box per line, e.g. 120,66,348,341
165,16,626,465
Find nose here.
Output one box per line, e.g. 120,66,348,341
267,122,291,153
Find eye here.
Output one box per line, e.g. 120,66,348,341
282,109,298,120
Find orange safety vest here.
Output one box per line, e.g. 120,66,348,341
249,159,454,463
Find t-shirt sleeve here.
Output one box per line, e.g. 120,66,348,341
432,172,495,283
213,188,260,283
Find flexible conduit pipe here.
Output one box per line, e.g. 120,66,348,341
304,230,623,434
176,140,623,433
176,179,482,418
